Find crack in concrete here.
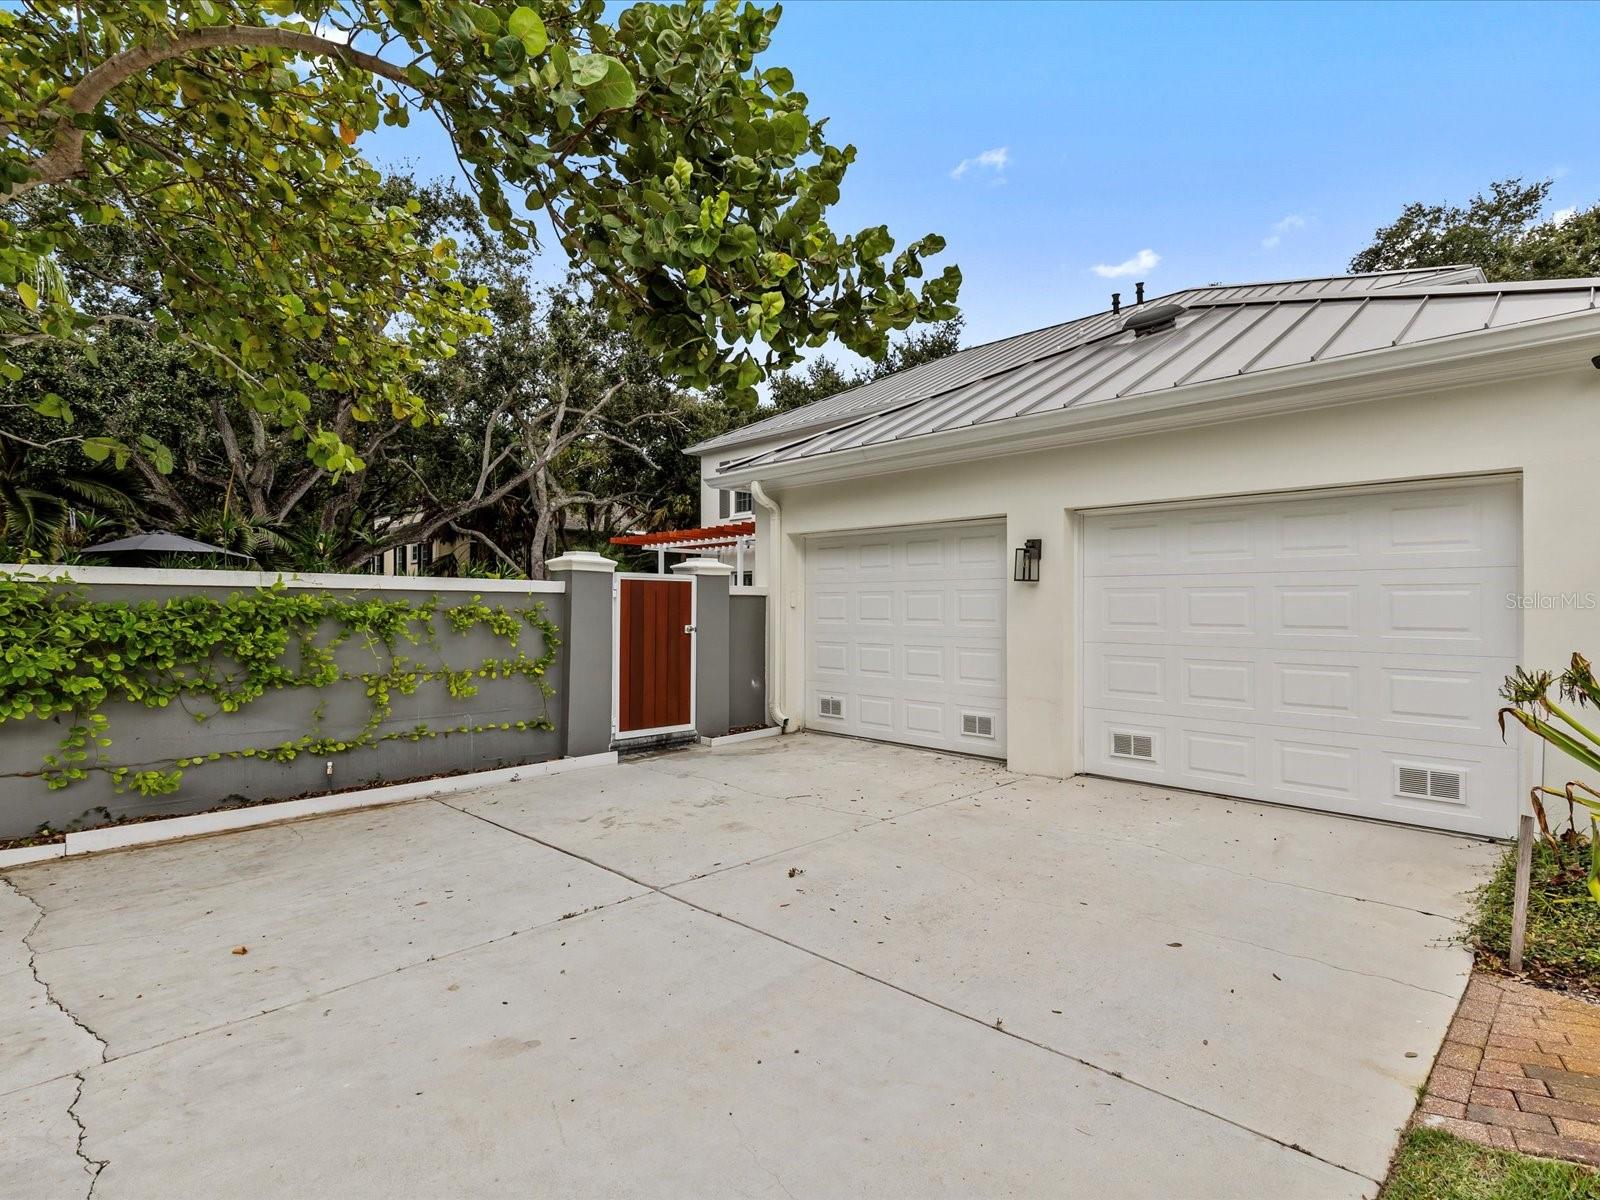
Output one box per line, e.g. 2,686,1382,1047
728,1111,796,1200
4,877,110,1197
40,888,655,1080
441,800,1379,1189
0,751,1430,1192
68,1071,109,1197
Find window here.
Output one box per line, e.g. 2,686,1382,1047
732,489,754,515
402,542,432,576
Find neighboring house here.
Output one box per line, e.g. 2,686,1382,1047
371,507,641,578
367,526,469,577
696,265,1600,838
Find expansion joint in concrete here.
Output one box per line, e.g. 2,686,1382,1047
432,794,1380,1189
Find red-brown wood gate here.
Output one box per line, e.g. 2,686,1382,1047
614,574,696,738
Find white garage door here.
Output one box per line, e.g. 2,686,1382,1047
807,522,1007,757
1081,479,1520,836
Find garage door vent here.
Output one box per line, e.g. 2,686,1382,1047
962,713,995,739
817,695,845,719
1396,764,1465,803
1111,730,1155,761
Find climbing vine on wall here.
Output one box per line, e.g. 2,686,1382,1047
0,574,561,797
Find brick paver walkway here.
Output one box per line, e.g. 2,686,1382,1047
1418,971,1600,1166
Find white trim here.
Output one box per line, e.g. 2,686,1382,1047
5,754,620,863
671,558,735,576
1074,469,1521,518
0,843,66,869
697,726,782,747
543,551,618,574
1072,506,1086,779
1,563,564,594
611,574,698,741
730,585,768,597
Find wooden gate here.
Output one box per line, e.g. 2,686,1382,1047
613,574,695,738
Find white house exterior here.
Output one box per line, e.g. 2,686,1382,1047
692,266,1600,838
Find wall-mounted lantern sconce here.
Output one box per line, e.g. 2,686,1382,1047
1013,538,1042,583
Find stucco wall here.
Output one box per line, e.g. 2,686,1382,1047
756,366,1600,807
1,559,773,839
729,591,768,729
700,436,793,527
0,572,571,839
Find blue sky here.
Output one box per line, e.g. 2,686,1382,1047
366,0,1600,351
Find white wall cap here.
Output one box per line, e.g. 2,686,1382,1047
0,563,563,594
544,551,619,574
671,558,736,576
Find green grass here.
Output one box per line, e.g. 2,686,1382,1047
1467,838,1600,993
1382,1127,1600,1199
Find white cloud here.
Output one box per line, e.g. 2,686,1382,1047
312,22,353,45
950,146,1010,181
1261,213,1306,249
1091,248,1161,279
1552,205,1578,225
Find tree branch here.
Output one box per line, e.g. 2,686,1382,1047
447,521,523,577
10,24,414,199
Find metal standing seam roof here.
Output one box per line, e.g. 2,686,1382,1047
688,266,1488,458
721,274,1600,472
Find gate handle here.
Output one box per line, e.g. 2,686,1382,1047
683,624,696,635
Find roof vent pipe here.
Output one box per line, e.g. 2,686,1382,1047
1135,281,1145,305
1110,292,1121,315
1123,301,1186,337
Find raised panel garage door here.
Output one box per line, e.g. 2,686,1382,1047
807,523,1006,757
1081,479,1520,836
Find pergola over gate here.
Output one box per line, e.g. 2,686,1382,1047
610,520,755,580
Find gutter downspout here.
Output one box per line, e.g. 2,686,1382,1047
749,480,791,732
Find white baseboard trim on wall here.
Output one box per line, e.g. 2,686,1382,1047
0,752,619,867
697,726,783,748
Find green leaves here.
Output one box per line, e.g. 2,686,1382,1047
569,53,611,87
80,436,127,468
3,0,961,449
579,56,637,112
31,392,71,422
306,429,365,476
0,572,560,799
138,434,174,476
492,33,526,77
507,6,547,55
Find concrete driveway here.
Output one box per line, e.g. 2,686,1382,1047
2,733,1497,1199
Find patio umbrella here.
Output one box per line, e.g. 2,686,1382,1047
79,530,254,565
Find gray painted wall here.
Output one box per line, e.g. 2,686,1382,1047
728,593,767,730
0,566,771,840
0,576,569,839
548,565,614,758
689,569,731,739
